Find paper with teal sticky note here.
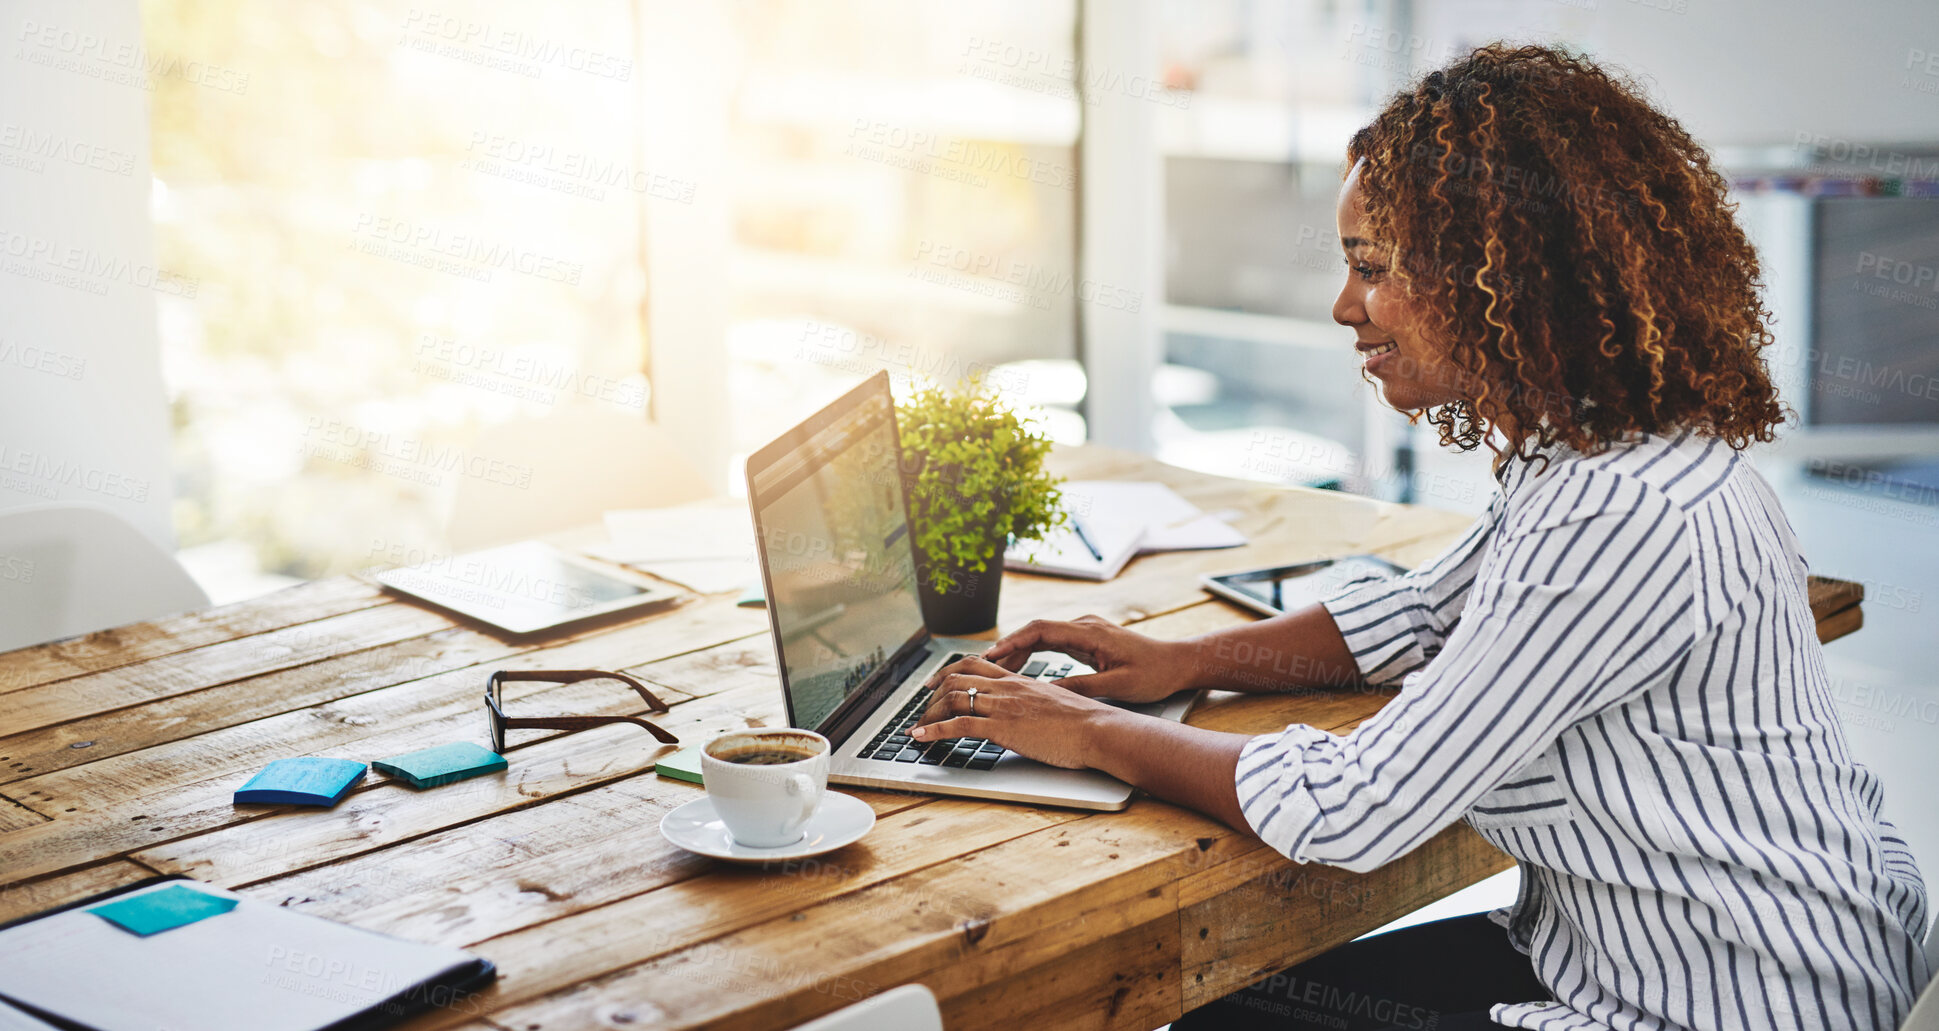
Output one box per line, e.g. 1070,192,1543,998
233,757,366,806
88,884,238,937
372,742,507,789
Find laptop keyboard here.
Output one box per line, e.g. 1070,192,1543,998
858,653,1076,770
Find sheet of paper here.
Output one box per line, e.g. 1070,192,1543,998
1008,483,1247,580
0,1000,61,1031
1059,482,1248,555
0,881,481,1031
1139,508,1246,552
1006,481,1153,580
589,502,755,564
627,557,760,594
584,502,760,593
1007,513,1144,581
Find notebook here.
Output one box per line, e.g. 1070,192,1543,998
0,877,494,1031
1005,481,1246,581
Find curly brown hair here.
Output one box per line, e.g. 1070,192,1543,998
1347,43,1786,462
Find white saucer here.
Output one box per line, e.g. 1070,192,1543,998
659,791,876,863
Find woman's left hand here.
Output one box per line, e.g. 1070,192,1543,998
908,656,1117,769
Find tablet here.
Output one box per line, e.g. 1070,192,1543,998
1200,554,1407,618
375,541,680,634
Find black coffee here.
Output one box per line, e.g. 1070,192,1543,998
724,749,812,766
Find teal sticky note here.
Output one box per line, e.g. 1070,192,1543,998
654,745,704,784
89,884,238,936
736,583,765,608
233,757,366,806
372,742,507,789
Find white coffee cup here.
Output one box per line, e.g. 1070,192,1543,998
701,729,830,847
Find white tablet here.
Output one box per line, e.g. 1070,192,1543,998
375,541,681,634
1200,554,1407,618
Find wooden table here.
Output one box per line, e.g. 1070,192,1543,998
0,446,1866,1030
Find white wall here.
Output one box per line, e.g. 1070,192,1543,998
0,0,174,550
1412,0,1939,148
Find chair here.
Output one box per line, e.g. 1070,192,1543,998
790,983,942,1031
444,411,714,552
0,502,210,652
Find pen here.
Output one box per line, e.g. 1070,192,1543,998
1069,515,1105,562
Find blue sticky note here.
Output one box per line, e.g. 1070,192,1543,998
233,757,366,806
372,742,507,789
89,884,238,936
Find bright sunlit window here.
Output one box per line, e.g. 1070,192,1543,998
143,0,1081,592
146,0,651,586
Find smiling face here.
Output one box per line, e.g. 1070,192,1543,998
1330,159,1466,413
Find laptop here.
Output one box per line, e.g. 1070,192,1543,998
745,371,1198,811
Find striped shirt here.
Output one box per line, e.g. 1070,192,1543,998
1236,430,1932,1030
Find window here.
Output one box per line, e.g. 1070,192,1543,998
712,0,1082,472
146,1,1082,593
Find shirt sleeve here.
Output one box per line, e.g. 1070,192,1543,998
1238,468,1701,872
1319,492,1502,686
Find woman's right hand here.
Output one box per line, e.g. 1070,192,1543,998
979,615,1197,705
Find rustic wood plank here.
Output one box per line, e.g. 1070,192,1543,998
462,696,1409,1030
2,590,756,784
1807,575,1863,623
0,625,514,783
1184,686,1389,738
441,601,1445,1029
1,602,458,738
0,599,764,884
393,797,1091,1030
235,772,928,942
1816,603,1864,645
1178,823,1513,1011
0,793,47,831
464,801,1228,1031
0,859,158,925
132,676,805,890
942,916,1180,1031
626,632,775,700
251,792,1065,957
0,577,389,695
8,595,752,815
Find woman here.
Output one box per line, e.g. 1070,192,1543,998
911,43,1931,1030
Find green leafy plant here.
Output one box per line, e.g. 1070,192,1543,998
896,376,1065,593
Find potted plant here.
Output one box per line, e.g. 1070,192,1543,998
895,376,1065,634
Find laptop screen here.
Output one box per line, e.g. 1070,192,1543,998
747,376,927,732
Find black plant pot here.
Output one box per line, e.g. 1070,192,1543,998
916,560,1004,636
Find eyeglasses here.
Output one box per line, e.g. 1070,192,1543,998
484,669,680,754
